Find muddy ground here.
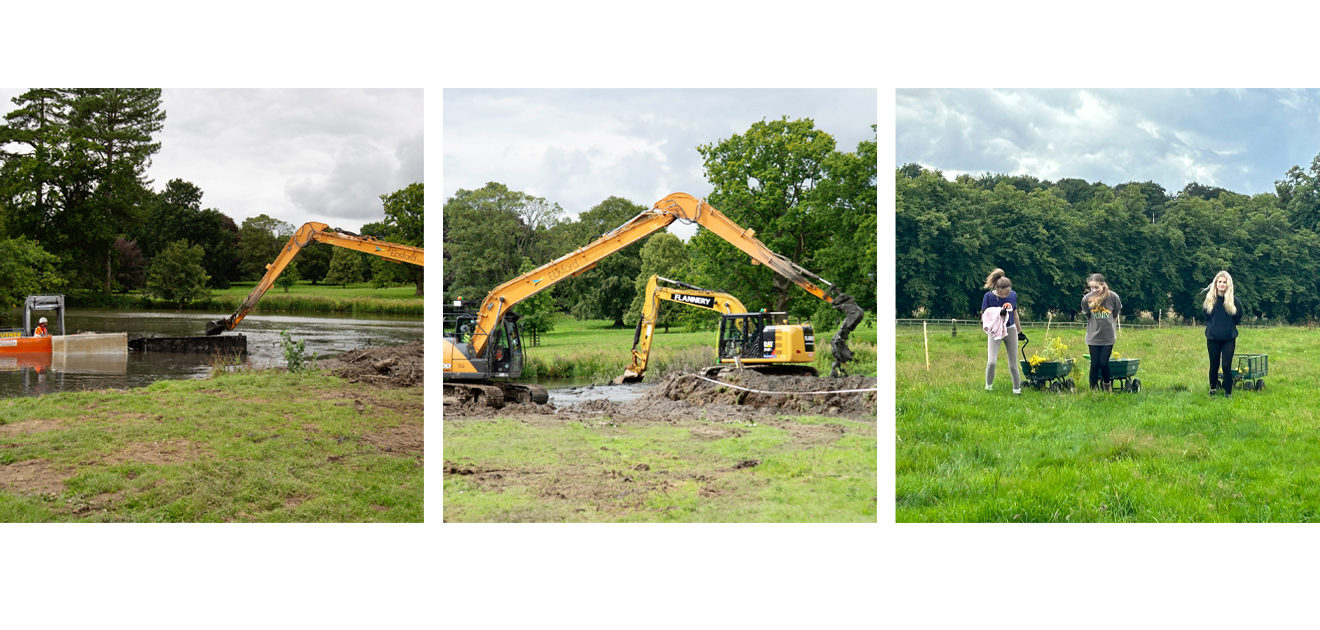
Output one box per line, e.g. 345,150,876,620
318,340,423,388
443,371,878,521
443,370,877,421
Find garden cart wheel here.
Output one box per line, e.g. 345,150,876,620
1065,378,1076,392
1131,378,1141,393
1256,379,1265,391
1049,381,1061,393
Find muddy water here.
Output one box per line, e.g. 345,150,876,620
0,309,423,398
546,382,654,407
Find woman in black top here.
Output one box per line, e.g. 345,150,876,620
1203,270,1243,398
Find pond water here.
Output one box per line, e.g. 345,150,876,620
544,382,653,407
0,309,424,398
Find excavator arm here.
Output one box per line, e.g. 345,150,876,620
205,222,424,335
464,192,863,375
618,275,748,381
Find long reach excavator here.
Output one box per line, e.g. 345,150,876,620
442,192,864,409
205,222,424,336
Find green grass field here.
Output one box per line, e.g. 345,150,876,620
106,281,424,316
521,315,879,382
897,323,1320,522
0,370,422,522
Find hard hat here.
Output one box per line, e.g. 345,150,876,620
39,317,48,323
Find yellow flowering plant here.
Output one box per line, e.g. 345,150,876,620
1028,336,1073,368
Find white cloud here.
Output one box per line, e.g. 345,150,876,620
0,88,423,232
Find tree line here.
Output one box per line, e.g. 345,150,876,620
896,156,1320,323
0,88,422,314
443,118,878,336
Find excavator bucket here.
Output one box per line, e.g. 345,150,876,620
204,317,230,336
612,370,643,385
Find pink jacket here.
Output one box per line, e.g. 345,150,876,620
982,306,1008,340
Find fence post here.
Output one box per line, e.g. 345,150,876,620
951,318,957,338
924,321,930,371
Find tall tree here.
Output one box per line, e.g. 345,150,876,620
236,214,294,280
561,196,648,327
442,182,541,301
376,182,424,295
146,239,210,309
625,232,694,331
0,88,166,292
0,89,66,241
812,127,878,313
0,237,65,316
66,88,166,290
691,116,840,317
323,246,364,288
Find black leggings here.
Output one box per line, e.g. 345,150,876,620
1208,338,1236,393
1088,344,1113,389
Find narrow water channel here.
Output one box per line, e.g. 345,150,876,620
0,309,424,398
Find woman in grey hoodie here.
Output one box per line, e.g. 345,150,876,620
1081,273,1121,392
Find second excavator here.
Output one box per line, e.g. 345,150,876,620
613,274,820,384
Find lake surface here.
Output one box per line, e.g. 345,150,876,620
0,309,424,398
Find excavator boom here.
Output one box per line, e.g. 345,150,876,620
205,222,424,335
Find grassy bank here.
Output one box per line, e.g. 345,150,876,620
897,323,1320,522
521,315,878,382
69,282,424,316
445,413,876,522
0,370,422,522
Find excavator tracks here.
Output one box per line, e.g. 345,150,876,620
443,382,549,408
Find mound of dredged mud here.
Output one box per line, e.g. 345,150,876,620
444,370,876,420
319,340,423,388
648,371,877,417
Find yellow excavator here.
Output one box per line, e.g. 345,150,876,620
205,221,424,335
442,192,864,408
613,274,818,384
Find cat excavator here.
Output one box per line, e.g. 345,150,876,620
612,274,819,384
442,192,864,409
204,221,424,336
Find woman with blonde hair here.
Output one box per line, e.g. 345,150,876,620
980,268,1024,394
1081,273,1121,392
1203,270,1243,398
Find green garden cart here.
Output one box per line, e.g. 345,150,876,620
1231,353,1268,391
1020,338,1076,392
1083,354,1142,392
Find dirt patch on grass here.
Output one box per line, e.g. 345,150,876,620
0,418,66,436
0,459,67,495
319,341,423,388
443,458,728,519
98,439,212,465
360,422,424,456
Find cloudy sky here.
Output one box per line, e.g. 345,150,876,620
0,88,423,233
444,88,876,238
896,89,1320,195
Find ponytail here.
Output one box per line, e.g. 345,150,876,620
984,268,1006,290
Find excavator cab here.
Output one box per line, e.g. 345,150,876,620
442,303,526,379
714,312,816,374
